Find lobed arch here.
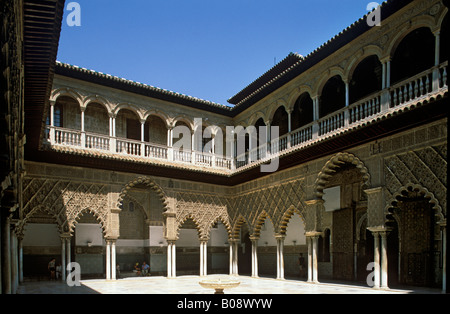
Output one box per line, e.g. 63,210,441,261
176,214,204,241
117,176,169,214
277,206,306,236
69,207,108,238
230,215,248,240
252,210,275,239
386,183,446,226
205,216,233,241
17,205,64,238
314,152,371,198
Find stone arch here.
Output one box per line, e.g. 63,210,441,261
172,115,194,131
267,99,289,123
205,215,232,241
17,205,64,238
385,15,437,59
113,103,144,121
69,207,108,237
344,45,383,81
50,88,83,107
177,214,204,240
386,183,445,226
82,95,112,113
287,85,314,113
231,215,248,240
252,210,275,238
143,110,171,128
312,66,346,97
248,111,266,127
314,152,371,198
117,176,169,214
277,205,306,236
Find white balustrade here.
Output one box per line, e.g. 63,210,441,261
86,133,110,151
46,63,447,172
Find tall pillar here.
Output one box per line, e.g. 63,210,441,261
307,236,313,283
18,236,23,284
61,237,66,281
111,240,117,280
229,241,233,275
200,240,208,277
172,241,176,278
312,236,319,283
2,215,11,294
250,237,259,278
380,232,389,289
276,235,285,280
442,225,447,294
233,241,239,275
10,228,18,294
167,241,172,278
106,240,111,280
373,232,381,289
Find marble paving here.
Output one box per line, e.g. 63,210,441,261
17,275,441,294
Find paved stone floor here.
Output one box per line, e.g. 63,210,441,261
17,275,441,294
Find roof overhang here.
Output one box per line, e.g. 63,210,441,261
23,0,66,152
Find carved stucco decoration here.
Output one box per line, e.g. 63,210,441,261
384,144,447,225
314,152,371,199
19,178,110,237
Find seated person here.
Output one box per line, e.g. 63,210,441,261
141,262,150,276
133,262,141,276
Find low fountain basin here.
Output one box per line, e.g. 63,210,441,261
199,278,240,294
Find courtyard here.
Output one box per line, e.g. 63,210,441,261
17,275,441,295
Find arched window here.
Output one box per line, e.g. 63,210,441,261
271,106,289,136
292,93,314,130
349,55,382,103
319,75,346,118
391,27,435,85
440,14,448,63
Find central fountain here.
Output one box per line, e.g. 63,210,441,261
199,277,241,294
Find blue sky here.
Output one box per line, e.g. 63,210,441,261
57,0,371,106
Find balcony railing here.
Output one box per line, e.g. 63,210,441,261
46,63,447,173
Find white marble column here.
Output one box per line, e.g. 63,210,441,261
380,232,389,289
250,237,259,278
200,241,208,277
276,235,285,280
442,226,447,294
61,237,66,281
111,240,117,280
167,241,177,278
18,236,23,284
106,240,111,280
312,236,319,283
307,236,313,283
373,232,380,289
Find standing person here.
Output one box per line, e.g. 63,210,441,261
55,263,62,280
48,258,56,281
298,253,306,279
